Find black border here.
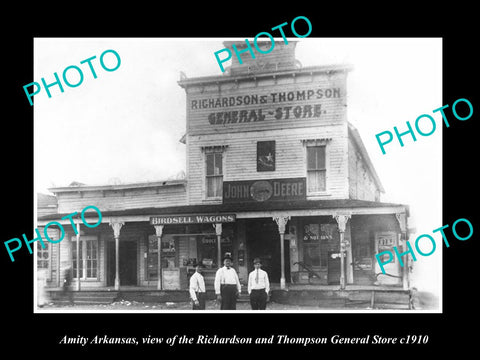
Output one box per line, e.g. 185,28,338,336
3,5,478,356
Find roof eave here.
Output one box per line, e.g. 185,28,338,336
48,179,187,194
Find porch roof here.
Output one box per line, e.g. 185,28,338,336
38,199,409,223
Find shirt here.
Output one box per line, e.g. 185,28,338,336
189,272,206,301
214,266,242,295
247,268,270,294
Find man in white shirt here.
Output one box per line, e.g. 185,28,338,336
189,262,206,310
247,258,270,310
214,255,242,310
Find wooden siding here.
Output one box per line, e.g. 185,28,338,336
56,185,187,214
348,137,379,201
187,125,349,204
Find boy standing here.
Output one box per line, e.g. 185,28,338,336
247,258,270,310
189,262,206,310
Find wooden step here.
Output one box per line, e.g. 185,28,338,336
48,290,119,305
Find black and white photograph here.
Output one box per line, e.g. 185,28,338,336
33,37,442,313
3,8,479,356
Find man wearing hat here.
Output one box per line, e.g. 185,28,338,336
214,254,242,310
247,258,270,310
189,261,206,310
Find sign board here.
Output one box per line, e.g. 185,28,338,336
150,214,236,225
223,177,306,203
186,71,347,136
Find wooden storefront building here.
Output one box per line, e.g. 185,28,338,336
37,41,411,302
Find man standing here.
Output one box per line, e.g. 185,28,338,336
247,258,270,310
63,266,74,306
189,262,206,310
214,255,242,310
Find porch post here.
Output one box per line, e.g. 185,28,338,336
273,215,291,290
76,222,81,291
214,223,222,269
395,212,409,290
154,225,164,290
333,213,351,290
109,220,124,291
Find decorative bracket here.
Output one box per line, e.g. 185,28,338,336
109,220,124,238
273,215,291,234
213,223,222,236
153,224,164,238
333,213,351,233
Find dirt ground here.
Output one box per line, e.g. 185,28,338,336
40,299,331,311
39,299,430,311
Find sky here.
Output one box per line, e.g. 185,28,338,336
34,38,442,295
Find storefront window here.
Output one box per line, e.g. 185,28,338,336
303,223,337,268
197,227,234,269
37,241,49,269
303,243,321,266
72,237,98,279
161,237,177,268
198,235,218,268
376,232,396,264
147,235,178,280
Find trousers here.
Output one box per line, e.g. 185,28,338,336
250,289,267,310
192,292,206,310
220,284,238,310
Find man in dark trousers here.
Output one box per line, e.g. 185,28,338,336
214,254,242,310
247,258,270,310
63,266,74,305
189,261,206,310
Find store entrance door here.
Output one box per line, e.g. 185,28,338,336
106,241,137,286
246,218,290,283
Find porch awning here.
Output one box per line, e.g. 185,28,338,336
37,199,409,224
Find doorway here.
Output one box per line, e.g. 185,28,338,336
246,219,290,283
107,241,137,286
327,251,341,284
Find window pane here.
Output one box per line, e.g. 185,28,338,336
91,262,97,278
206,153,214,175
307,146,326,170
307,147,316,170
206,152,223,198
37,240,50,269
308,170,326,192
214,153,222,175
304,244,321,267
207,177,214,197
72,243,83,278
85,241,98,278
87,261,91,278
207,176,223,197
316,146,325,169
213,176,223,197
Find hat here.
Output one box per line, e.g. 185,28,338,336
192,260,204,268
222,252,233,262
253,257,262,264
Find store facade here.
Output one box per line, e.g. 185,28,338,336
37,41,411,296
